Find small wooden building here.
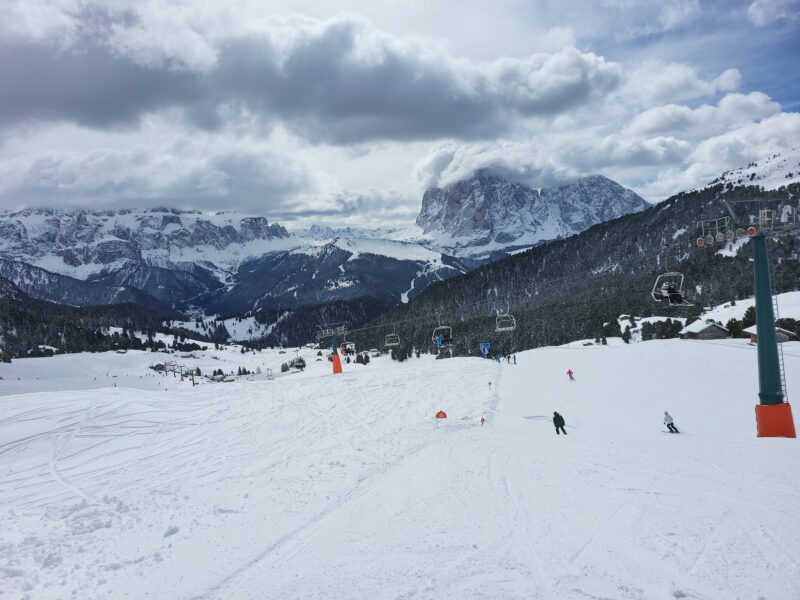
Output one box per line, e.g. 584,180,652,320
743,325,798,344
679,319,729,340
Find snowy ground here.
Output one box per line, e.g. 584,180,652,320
0,341,321,397
699,291,800,324
1,340,799,599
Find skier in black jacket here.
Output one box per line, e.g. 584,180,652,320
553,412,567,435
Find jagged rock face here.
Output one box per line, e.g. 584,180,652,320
0,208,292,311
0,208,290,268
416,172,649,248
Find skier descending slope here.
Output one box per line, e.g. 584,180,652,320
664,411,680,433
553,411,567,435
566,369,574,381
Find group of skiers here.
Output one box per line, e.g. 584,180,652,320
549,410,680,435
549,368,680,435
481,367,682,434
493,353,516,364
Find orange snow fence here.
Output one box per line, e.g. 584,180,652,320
435,410,447,419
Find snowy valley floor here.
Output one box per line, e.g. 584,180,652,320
1,340,799,599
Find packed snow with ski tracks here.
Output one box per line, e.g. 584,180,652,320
1,339,799,599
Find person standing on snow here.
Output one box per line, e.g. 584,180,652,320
664,411,680,433
553,412,567,435
566,369,574,381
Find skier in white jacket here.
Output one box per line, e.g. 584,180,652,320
664,411,680,433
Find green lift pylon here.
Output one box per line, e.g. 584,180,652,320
751,234,796,437
697,197,797,438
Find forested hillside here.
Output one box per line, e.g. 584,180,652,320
0,277,204,358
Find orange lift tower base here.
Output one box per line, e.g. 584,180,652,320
331,333,343,375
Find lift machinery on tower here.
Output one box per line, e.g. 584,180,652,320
696,194,798,438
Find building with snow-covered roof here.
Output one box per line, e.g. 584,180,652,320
743,325,798,344
679,319,729,340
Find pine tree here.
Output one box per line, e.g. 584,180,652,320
726,318,743,338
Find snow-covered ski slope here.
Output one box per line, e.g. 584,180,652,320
1,340,799,599
703,147,800,192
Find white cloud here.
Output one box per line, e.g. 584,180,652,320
626,62,741,106
0,13,623,145
747,0,800,26
633,112,800,198
0,1,798,225
0,0,84,45
0,118,314,211
415,137,599,190
626,92,780,136
107,8,221,72
658,0,702,29
414,89,796,203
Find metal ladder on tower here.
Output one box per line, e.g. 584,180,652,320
767,246,789,402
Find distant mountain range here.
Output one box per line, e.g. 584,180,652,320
0,172,653,346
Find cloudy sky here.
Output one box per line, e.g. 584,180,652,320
1,0,799,227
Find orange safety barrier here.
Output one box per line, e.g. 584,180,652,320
755,403,796,438
332,352,343,375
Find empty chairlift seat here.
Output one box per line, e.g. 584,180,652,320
495,314,516,332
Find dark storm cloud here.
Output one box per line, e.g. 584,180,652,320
0,16,621,143
0,42,200,129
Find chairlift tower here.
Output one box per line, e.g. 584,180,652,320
317,322,346,374
697,196,798,438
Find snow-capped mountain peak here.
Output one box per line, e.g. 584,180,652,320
414,172,649,255
0,207,290,279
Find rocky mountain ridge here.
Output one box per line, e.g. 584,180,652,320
0,208,289,276
415,172,649,254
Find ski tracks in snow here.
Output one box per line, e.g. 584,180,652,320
192,361,498,600
4,344,800,600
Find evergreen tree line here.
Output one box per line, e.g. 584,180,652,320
0,289,213,359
